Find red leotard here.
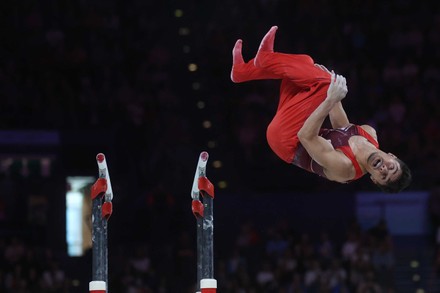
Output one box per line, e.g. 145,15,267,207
294,125,379,181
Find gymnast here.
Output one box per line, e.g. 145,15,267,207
231,26,411,193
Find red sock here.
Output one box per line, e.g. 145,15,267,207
254,26,278,67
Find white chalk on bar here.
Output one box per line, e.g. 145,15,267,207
96,153,113,201
191,151,209,199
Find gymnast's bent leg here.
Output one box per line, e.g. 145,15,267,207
254,26,330,87
230,39,280,83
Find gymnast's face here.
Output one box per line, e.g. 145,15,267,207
367,152,402,185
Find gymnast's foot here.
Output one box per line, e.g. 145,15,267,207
231,39,245,83
254,26,278,67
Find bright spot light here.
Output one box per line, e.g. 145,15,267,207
412,274,420,282
197,101,205,109
416,289,424,293
207,141,217,148
410,260,419,268
179,27,190,36
202,120,211,128
174,9,183,17
72,279,80,287
188,63,198,72
218,181,227,189
212,160,222,168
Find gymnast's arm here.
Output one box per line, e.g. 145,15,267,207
297,74,349,175
297,99,346,171
329,101,350,129
314,64,350,129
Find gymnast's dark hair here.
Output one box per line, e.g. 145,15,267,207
375,158,412,193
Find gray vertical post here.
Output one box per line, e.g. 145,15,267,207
90,153,113,293
197,173,215,293
196,216,204,288
191,151,212,293
92,198,108,284
201,195,214,279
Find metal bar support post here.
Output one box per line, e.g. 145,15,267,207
89,153,113,293
191,151,216,293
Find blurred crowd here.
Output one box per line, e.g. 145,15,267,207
0,217,396,293
0,0,439,292
0,237,70,292
108,220,396,293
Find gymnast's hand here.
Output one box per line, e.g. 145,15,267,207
326,72,348,103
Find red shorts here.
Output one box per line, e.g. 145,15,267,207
232,52,331,163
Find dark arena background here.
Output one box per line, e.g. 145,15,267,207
0,0,439,292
